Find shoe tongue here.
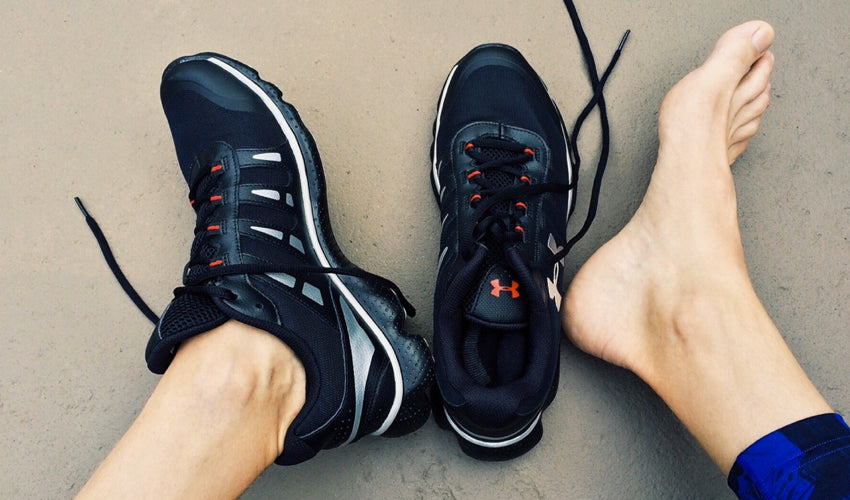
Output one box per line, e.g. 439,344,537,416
464,262,529,328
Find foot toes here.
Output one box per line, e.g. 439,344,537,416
730,116,762,145
706,21,775,81
730,87,770,137
728,138,751,165
730,51,775,113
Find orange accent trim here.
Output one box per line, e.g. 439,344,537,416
467,170,481,179
515,201,527,210
523,148,534,156
209,260,223,267
490,279,520,299
207,225,220,231
211,164,223,173
520,176,531,184
210,195,223,202
464,142,474,150
514,225,524,233
470,194,482,203
189,199,195,206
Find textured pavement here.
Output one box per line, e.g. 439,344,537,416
2,1,849,498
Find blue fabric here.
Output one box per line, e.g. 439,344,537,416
729,413,850,499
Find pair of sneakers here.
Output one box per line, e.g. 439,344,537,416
81,32,622,464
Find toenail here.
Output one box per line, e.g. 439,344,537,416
751,27,771,54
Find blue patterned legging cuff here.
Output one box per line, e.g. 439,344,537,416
728,413,850,499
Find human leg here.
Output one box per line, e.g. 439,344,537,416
77,321,305,499
563,20,835,473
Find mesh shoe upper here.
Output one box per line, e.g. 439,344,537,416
148,53,433,465
431,44,572,455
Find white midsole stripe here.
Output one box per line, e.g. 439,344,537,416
207,57,404,435
557,103,574,218
432,64,459,193
436,246,448,275
444,407,541,448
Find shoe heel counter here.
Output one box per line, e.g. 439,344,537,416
384,334,434,437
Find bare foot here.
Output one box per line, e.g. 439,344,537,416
564,20,775,374
562,21,832,472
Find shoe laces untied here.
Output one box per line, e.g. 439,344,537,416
457,3,630,276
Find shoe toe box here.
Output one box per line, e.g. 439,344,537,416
441,44,562,141
160,55,286,180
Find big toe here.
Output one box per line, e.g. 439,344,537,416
705,21,775,81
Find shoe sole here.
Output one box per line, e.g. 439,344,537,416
170,53,433,437
429,43,568,460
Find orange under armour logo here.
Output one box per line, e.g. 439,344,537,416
490,279,520,299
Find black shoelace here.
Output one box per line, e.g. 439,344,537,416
75,196,417,321
460,137,576,258
559,0,630,261
462,2,629,269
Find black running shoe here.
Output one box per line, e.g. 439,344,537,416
430,44,574,461
81,53,434,465
428,0,631,459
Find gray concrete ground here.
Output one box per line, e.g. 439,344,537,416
2,1,849,498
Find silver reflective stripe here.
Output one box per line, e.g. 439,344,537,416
340,300,375,445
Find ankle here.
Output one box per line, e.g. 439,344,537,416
632,277,756,383
168,321,306,456
635,282,834,470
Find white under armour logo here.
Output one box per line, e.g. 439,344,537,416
546,234,565,311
